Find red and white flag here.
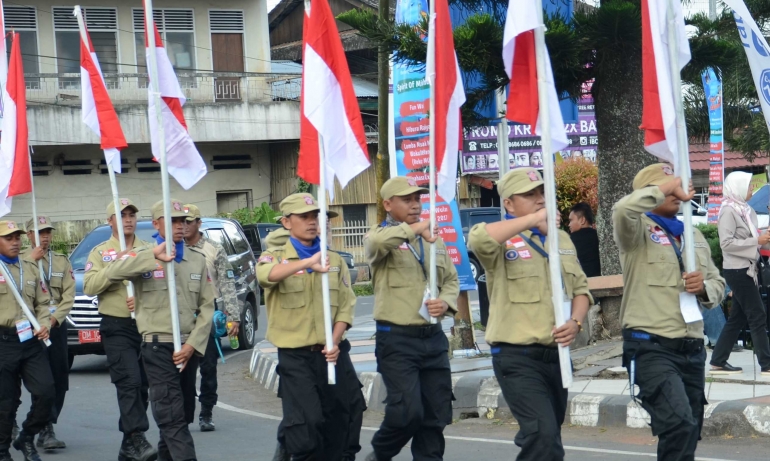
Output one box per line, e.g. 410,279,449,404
78,9,128,173
426,0,465,201
640,0,690,169
144,10,206,190
0,33,31,218
502,0,567,153
299,0,370,197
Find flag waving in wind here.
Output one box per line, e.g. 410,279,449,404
144,10,206,190
426,0,465,201
299,0,370,196
640,0,690,168
78,9,128,173
502,0,567,153
0,32,31,218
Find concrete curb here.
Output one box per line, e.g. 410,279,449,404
248,347,770,437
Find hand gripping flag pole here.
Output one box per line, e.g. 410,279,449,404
0,263,51,347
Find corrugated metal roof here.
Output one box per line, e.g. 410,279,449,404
271,60,378,98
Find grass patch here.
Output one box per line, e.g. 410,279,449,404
473,321,486,332
352,283,373,297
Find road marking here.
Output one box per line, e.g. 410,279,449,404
214,400,739,461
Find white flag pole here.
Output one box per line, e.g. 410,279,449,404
26,147,51,302
144,0,182,359
317,134,336,385
74,6,135,319
496,89,510,219
427,0,438,324
666,0,695,271
0,263,50,346
533,2,572,388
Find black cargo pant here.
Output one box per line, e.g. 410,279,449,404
276,340,361,461
623,331,706,461
370,323,453,461
276,339,366,460
28,322,68,424
100,315,150,435
492,344,567,461
141,340,199,461
0,330,54,451
198,332,218,415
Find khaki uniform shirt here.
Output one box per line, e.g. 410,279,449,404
469,224,593,346
256,242,355,348
187,235,239,322
613,187,726,339
0,259,51,328
718,206,767,277
21,248,74,325
98,247,215,355
84,236,152,318
365,222,460,326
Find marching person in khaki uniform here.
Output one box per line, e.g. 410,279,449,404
182,204,239,432
468,168,592,461
256,193,357,461
83,198,156,461
614,164,725,460
364,177,459,461
19,216,73,452
0,221,53,461
98,199,215,461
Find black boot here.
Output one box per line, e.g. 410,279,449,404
199,406,215,432
12,432,40,461
272,442,289,461
37,424,65,450
118,435,138,461
130,432,157,461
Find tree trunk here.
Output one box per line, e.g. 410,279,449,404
593,46,655,275
453,291,475,350
376,0,391,223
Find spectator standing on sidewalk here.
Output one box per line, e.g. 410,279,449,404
568,202,601,277
710,172,770,376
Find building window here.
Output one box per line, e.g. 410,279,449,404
4,6,40,88
53,7,118,89
343,205,368,224
133,9,196,87
216,190,253,214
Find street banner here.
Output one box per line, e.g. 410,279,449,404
701,68,724,225
392,0,476,291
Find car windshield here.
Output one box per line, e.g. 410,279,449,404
69,224,157,270
258,224,283,251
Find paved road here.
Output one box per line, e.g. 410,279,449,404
16,295,768,460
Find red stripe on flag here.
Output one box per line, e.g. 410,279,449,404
162,97,188,130
7,33,30,197
81,40,127,151
640,0,665,147
433,0,457,172
506,30,538,128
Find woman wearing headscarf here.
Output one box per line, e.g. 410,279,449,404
710,171,770,375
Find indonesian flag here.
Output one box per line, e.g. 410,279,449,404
78,10,128,173
640,0,690,169
144,10,207,190
426,0,465,201
0,33,31,218
502,0,567,153
299,0,370,197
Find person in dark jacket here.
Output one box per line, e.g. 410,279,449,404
568,202,602,277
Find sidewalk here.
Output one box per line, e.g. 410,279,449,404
249,314,770,437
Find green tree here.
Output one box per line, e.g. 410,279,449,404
555,158,598,228
222,202,282,226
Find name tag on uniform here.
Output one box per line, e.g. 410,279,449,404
694,242,708,248
153,270,165,279
15,319,32,342
519,249,532,260
506,237,526,249
51,272,63,278
650,231,671,246
436,249,446,255
190,274,202,281
558,249,575,256
26,281,35,286
329,267,340,272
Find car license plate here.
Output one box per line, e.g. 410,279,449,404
78,330,101,344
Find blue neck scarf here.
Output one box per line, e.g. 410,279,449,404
645,212,684,238
0,254,18,264
290,236,321,273
505,213,546,245
153,233,184,263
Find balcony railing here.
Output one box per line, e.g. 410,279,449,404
24,72,303,106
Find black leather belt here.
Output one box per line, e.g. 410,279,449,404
295,344,324,352
622,329,704,353
376,322,442,338
490,343,560,364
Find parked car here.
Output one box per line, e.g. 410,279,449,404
676,201,709,226
67,218,260,368
459,207,502,281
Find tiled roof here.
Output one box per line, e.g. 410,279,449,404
690,143,768,171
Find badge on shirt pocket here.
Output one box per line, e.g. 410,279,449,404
505,249,518,261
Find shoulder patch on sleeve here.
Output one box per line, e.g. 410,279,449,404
226,270,235,279
258,254,274,263
85,262,93,271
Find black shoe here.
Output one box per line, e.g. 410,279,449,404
272,442,289,461
0,449,13,461
37,423,65,450
11,423,18,442
12,433,40,461
710,362,743,375
199,415,215,432
118,435,138,461
130,432,158,461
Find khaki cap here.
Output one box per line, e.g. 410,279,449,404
497,168,544,198
107,198,138,218
279,193,339,218
380,176,429,201
25,216,54,232
183,204,201,221
633,163,675,190
0,221,24,237
151,199,187,220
